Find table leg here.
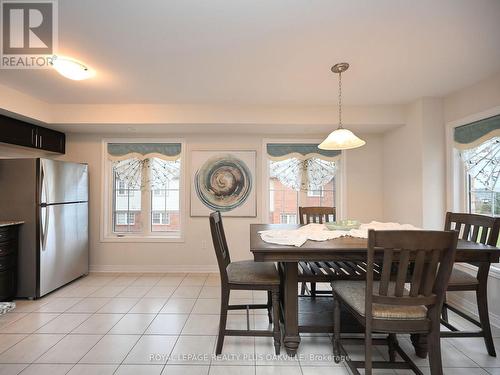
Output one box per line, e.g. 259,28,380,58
283,262,300,356
410,333,428,358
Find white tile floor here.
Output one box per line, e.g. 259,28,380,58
0,272,499,375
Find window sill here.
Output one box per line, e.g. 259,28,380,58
101,235,185,243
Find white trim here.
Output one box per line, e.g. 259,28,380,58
89,264,218,273
446,105,500,130
261,139,271,223
100,137,186,243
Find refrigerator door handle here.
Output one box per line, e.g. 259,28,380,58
40,162,50,251
41,206,49,251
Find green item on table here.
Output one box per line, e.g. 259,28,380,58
325,220,361,231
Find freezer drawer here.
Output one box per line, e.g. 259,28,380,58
39,202,89,297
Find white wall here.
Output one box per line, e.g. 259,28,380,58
444,70,500,124
421,98,446,229
344,134,384,223
381,97,446,229
382,101,424,226
53,132,384,272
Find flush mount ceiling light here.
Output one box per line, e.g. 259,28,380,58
50,55,94,81
319,63,366,150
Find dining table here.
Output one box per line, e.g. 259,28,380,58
249,223,500,357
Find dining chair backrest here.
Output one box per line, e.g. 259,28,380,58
209,211,231,285
298,206,336,224
444,212,500,246
366,230,458,318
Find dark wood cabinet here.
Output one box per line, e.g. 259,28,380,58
36,126,66,153
0,113,65,154
0,224,20,302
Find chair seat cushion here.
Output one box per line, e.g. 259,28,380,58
227,260,280,285
448,267,478,286
331,280,427,320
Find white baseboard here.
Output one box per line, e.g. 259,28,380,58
89,264,219,273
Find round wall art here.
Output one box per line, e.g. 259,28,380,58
194,154,253,212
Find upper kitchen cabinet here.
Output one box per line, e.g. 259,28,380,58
0,114,65,154
35,126,66,154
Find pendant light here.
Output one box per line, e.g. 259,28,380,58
318,63,366,150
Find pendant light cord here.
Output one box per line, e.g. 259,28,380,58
338,71,343,129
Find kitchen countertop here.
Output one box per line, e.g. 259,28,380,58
0,221,24,227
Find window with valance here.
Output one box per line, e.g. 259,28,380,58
105,142,182,238
266,143,340,224
454,115,500,216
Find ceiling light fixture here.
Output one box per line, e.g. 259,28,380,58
50,55,94,81
319,63,366,150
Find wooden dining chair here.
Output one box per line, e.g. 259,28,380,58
298,207,370,296
298,206,336,225
332,229,458,375
209,211,281,355
298,207,336,296
441,212,500,357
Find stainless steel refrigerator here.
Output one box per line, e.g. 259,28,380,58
0,158,89,298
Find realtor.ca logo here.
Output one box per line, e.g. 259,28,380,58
1,0,58,69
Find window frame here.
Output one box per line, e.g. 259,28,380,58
101,138,186,243
447,106,500,213
262,138,344,224
447,105,500,276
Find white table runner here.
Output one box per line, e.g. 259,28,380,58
259,221,420,247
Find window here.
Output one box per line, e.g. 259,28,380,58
153,180,169,197
267,142,339,224
463,137,500,217
117,181,127,195
307,187,324,197
105,141,183,239
113,175,141,232
152,212,170,225
115,212,135,226
454,115,500,218
116,212,127,225
467,173,500,217
280,213,297,224
453,114,500,252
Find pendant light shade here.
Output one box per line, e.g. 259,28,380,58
319,62,365,151
318,128,366,150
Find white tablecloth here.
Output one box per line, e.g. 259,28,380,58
259,221,420,247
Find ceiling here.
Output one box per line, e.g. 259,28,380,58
1,0,500,106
